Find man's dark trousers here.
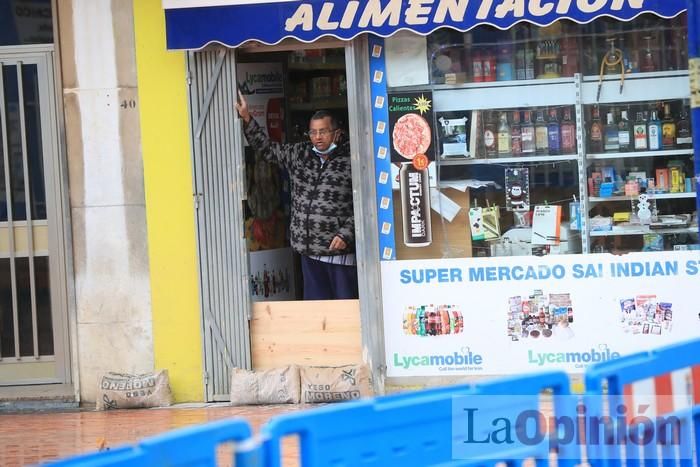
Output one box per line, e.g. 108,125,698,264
301,256,359,300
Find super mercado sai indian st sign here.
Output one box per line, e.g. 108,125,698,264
163,0,686,49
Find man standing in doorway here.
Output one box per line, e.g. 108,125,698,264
235,90,358,300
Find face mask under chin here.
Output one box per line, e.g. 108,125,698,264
312,143,337,155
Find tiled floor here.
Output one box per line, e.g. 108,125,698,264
0,404,307,466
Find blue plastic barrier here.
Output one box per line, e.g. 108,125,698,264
47,417,253,467
584,338,700,467
254,371,580,467
48,338,700,467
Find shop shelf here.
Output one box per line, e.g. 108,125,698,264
289,97,347,111
586,149,694,160
438,154,579,165
589,226,698,237
588,192,697,203
287,61,345,71
581,72,689,104
433,80,577,111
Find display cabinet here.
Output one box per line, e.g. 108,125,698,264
385,14,697,259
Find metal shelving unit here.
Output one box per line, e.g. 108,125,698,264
589,192,697,203
437,154,578,166
587,149,694,160
408,69,697,256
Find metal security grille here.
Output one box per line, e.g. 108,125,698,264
188,48,252,401
0,48,68,385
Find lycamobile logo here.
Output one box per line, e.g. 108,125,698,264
528,346,621,367
394,350,483,369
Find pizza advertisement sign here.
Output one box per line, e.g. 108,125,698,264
388,92,435,166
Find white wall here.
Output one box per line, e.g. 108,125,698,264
57,0,153,402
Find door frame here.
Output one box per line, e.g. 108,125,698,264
188,38,386,401
0,44,73,386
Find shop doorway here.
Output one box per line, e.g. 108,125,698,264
189,43,359,401
0,48,71,386
237,47,351,303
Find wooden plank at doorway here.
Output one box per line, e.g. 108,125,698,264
251,299,362,369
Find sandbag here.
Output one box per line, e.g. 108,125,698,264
300,364,372,403
96,370,173,410
230,365,301,405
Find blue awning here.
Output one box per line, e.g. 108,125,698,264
164,0,687,50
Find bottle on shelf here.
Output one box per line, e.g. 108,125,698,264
521,110,536,154
496,46,514,81
483,111,498,157
472,49,483,83
676,101,692,149
633,112,648,151
515,47,526,80
589,105,604,153
482,49,496,82
560,107,576,154
511,110,522,156
497,112,512,156
641,36,656,73
661,102,677,150
604,112,619,152
535,109,549,155
547,108,561,155
647,109,662,151
524,42,535,80
617,109,631,152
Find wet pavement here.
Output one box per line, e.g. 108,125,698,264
0,403,307,466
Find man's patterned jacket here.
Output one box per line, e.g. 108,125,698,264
243,118,355,257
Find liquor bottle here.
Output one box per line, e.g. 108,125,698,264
589,105,604,153
496,46,514,81
524,43,535,80
483,112,498,157
633,112,648,151
641,36,656,73
515,48,526,80
483,49,496,82
511,110,522,156
560,32,579,77
617,110,631,152
521,110,536,154
661,103,676,150
560,107,576,154
535,109,549,155
647,110,662,151
472,49,483,83
547,108,561,155
497,112,512,156
676,102,692,149
604,112,619,152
